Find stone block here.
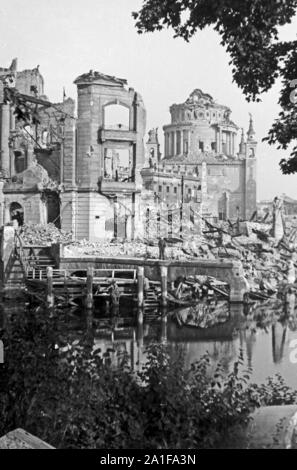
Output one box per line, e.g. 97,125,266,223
0,428,54,449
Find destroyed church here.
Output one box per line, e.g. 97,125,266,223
0,60,257,241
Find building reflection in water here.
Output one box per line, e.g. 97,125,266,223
2,294,297,386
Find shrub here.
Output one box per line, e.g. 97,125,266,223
1,306,296,449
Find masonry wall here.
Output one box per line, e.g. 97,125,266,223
76,83,146,190
16,69,44,96
3,192,46,225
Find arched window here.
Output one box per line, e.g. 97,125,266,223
104,103,129,130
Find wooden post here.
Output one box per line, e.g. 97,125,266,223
46,266,54,309
86,266,94,310
137,266,144,309
160,265,168,308
137,309,144,354
137,308,143,326
161,314,167,343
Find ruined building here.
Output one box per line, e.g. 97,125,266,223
0,59,75,230
73,70,146,240
142,89,257,225
0,61,146,241
0,61,257,242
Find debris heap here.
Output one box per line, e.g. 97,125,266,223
20,223,72,246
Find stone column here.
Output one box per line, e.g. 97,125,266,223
27,141,35,168
160,264,168,308
218,127,222,154
3,200,10,225
228,133,231,156
71,190,77,240
46,266,54,309
137,266,144,309
232,132,235,155
180,129,183,155
188,130,191,152
1,104,10,176
175,131,178,156
0,181,4,226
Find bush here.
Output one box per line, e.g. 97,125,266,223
1,306,296,449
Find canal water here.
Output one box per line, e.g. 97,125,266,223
2,295,297,389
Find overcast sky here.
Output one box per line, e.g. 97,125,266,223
0,0,297,200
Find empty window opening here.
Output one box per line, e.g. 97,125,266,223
104,104,129,130
14,149,27,174
10,202,24,226
104,148,131,182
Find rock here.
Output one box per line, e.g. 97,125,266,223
0,428,54,449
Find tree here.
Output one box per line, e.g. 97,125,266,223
133,0,297,174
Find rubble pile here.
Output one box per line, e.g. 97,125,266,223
63,235,227,261
63,239,198,260
20,223,72,246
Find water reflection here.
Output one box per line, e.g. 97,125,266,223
3,293,297,387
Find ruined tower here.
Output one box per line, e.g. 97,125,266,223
146,128,161,167
73,70,146,241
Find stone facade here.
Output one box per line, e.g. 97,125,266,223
0,61,146,241
73,70,146,241
0,61,257,241
150,89,257,223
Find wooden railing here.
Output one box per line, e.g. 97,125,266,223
26,268,137,283
27,268,68,281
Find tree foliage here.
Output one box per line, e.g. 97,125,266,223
133,0,297,173
1,306,297,448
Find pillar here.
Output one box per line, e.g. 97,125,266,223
232,133,235,156
1,104,10,176
187,130,190,153
137,266,144,309
180,129,183,155
165,133,169,157
218,127,222,154
46,266,54,309
137,309,144,370
160,265,168,308
0,181,4,226
171,131,175,156
71,190,77,241
3,200,10,225
27,141,35,168
86,266,94,310
160,314,167,343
